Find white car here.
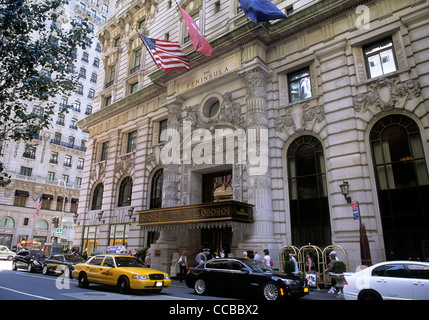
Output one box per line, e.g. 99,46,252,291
343,261,429,300
0,245,16,261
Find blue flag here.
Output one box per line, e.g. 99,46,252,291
239,0,287,23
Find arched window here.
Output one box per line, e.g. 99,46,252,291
118,176,132,207
287,135,330,246
0,216,15,228
35,220,48,230
91,183,104,210
370,114,429,260
150,169,163,209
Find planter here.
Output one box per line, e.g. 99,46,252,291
329,273,345,298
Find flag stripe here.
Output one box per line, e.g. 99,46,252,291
34,195,42,217
139,33,189,71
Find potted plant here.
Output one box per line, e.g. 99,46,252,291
283,260,296,275
329,261,347,297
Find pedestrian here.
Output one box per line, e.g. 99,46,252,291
243,251,249,259
176,250,188,282
82,249,88,260
253,251,262,262
289,253,299,273
263,249,272,267
196,249,207,265
305,252,320,290
145,251,151,268
325,251,338,293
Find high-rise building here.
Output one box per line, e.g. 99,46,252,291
74,0,429,273
0,0,108,250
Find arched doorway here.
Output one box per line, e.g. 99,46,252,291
370,114,429,260
287,135,331,247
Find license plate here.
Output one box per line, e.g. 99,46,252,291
155,281,163,287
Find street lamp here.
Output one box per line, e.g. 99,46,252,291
339,181,351,203
127,207,136,222
98,211,105,223
58,178,67,237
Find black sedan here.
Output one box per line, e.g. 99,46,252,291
12,250,48,272
42,254,86,278
186,258,308,300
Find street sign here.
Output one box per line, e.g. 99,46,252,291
56,228,62,237
352,200,360,220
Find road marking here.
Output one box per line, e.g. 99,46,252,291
0,285,53,300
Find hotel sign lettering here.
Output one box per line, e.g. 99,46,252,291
177,54,239,95
138,200,253,227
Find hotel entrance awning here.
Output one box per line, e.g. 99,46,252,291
138,200,254,231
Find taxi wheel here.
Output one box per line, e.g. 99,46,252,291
78,272,89,288
42,265,49,275
12,261,17,271
118,276,130,294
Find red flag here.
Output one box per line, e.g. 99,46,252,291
179,6,213,57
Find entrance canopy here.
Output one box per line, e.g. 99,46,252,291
138,200,254,231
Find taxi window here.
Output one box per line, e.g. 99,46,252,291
103,256,114,266
89,256,105,265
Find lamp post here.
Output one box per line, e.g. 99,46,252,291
58,178,66,239
339,181,370,266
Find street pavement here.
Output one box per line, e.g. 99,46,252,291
0,260,342,301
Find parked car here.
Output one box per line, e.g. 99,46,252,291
186,258,309,300
42,254,86,278
0,245,16,261
343,261,429,300
12,250,48,272
72,254,171,294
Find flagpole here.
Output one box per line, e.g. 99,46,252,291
137,30,160,69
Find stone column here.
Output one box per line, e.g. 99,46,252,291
239,63,279,256
150,97,183,272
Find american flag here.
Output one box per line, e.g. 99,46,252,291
34,195,42,217
139,34,190,71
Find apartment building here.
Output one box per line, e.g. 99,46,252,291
0,0,108,250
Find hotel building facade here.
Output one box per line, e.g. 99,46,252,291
74,0,429,272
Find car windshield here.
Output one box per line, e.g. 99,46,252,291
65,255,85,263
30,251,47,258
244,259,273,273
115,257,146,268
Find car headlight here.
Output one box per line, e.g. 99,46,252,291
132,274,149,280
164,275,170,280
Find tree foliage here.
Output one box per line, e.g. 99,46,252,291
0,0,91,186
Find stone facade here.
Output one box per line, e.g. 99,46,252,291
75,0,429,272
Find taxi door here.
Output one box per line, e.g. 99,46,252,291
98,256,116,286
86,255,105,283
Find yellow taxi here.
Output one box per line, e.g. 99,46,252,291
72,254,171,294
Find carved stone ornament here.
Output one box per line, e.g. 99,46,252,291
90,162,106,183
276,102,325,132
115,154,135,176
353,77,421,113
